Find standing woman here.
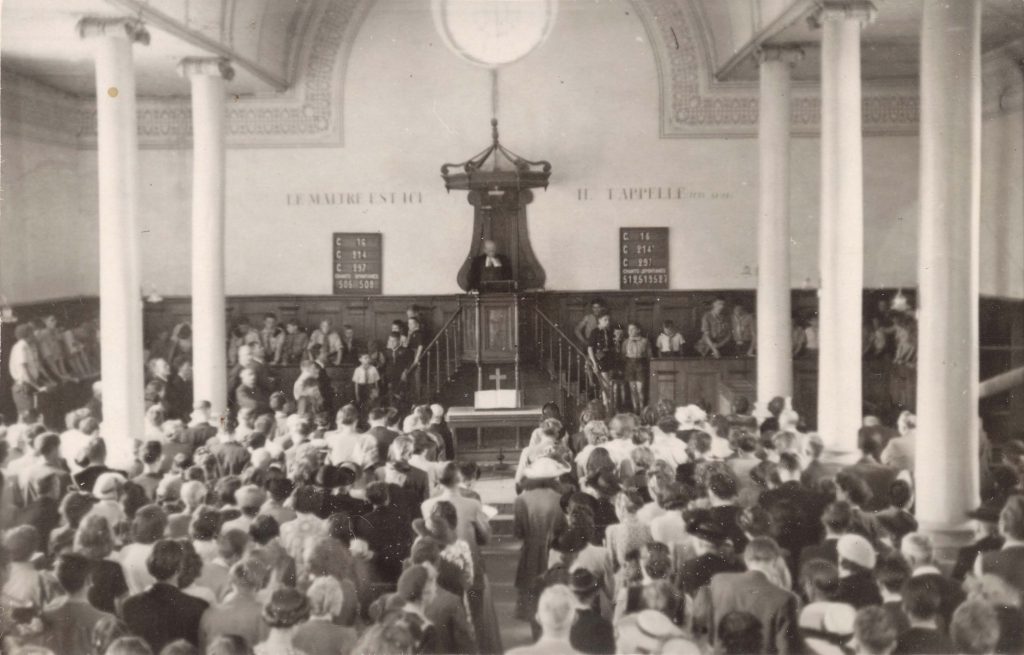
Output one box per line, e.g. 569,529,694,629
513,458,569,623
621,322,652,412
587,312,615,412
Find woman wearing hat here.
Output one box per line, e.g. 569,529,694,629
604,491,652,573
413,500,474,595
255,587,312,655
514,457,571,622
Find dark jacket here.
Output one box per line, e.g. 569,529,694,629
694,570,802,655
980,544,1024,596
122,582,208,652
353,504,413,583
834,570,883,609
468,253,512,291
570,607,615,655
425,586,477,655
894,626,953,655
799,538,840,571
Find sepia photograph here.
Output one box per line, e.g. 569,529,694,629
0,0,1022,653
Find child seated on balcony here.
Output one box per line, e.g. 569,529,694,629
277,319,309,365
655,320,684,356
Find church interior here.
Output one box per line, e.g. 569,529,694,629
1,0,1024,653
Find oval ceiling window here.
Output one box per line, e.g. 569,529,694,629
431,0,559,68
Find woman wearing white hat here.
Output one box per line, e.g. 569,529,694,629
514,457,570,622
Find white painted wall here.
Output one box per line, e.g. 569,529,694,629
1,0,1020,303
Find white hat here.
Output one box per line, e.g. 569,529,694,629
524,457,571,480
92,472,126,500
837,534,877,570
674,405,707,430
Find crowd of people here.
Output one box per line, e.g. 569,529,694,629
505,397,1023,655
2,371,1023,655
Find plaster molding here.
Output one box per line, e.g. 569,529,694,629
635,0,917,137
76,17,151,45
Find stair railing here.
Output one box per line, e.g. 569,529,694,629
408,307,464,402
530,305,612,416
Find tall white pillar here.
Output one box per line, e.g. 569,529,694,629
815,1,874,461
179,58,234,417
915,0,982,537
78,18,149,468
756,46,802,404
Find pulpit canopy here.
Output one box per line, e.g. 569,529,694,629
441,118,551,192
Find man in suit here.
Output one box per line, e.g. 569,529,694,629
353,481,413,584
758,452,829,568
468,239,512,292
122,540,209,652
693,536,802,655
41,553,115,655
842,429,900,512
978,495,1024,595
366,407,401,467
900,532,964,631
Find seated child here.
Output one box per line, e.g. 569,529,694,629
655,320,685,356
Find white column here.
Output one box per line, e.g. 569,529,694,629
78,18,149,468
815,1,874,461
915,0,982,536
756,46,802,404
179,58,234,417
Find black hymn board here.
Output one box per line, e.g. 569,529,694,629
333,232,382,295
620,227,669,290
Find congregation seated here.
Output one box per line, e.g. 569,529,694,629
2,362,1021,655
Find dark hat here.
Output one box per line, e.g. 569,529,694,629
262,588,311,628
569,568,600,597
336,465,358,488
315,465,342,489
966,498,1004,523
587,468,622,497
684,508,730,544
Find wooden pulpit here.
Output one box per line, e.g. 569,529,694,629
460,293,522,408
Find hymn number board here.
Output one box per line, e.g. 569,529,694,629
620,227,669,290
333,233,382,295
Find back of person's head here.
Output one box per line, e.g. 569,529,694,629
1000,495,1024,540
292,484,324,515
874,551,912,594
743,536,782,567
438,461,461,488
75,515,114,559
249,514,280,546
55,551,93,594
823,501,853,534
366,481,390,507
853,606,898,655
388,435,414,463
159,639,197,655
902,575,943,621
230,556,268,593
234,485,266,516
369,407,390,423
207,635,254,655
707,470,738,500
34,431,62,458
777,452,802,479
889,479,913,509
535,584,577,635
900,532,934,568
132,504,169,544
266,477,294,504
4,525,39,562
180,480,208,508
951,600,1000,655
718,611,763,655
215,475,243,507
146,539,184,582
410,537,442,567
105,636,154,655
307,575,345,619
337,404,359,427
218,529,250,563
767,396,785,417
139,440,163,466
59,492,97,529
190,505,221,541
801,559,840,600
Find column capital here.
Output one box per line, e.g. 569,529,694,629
178,57,236,81
808,1,876,29
756,45,805,66
76,17,150,45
